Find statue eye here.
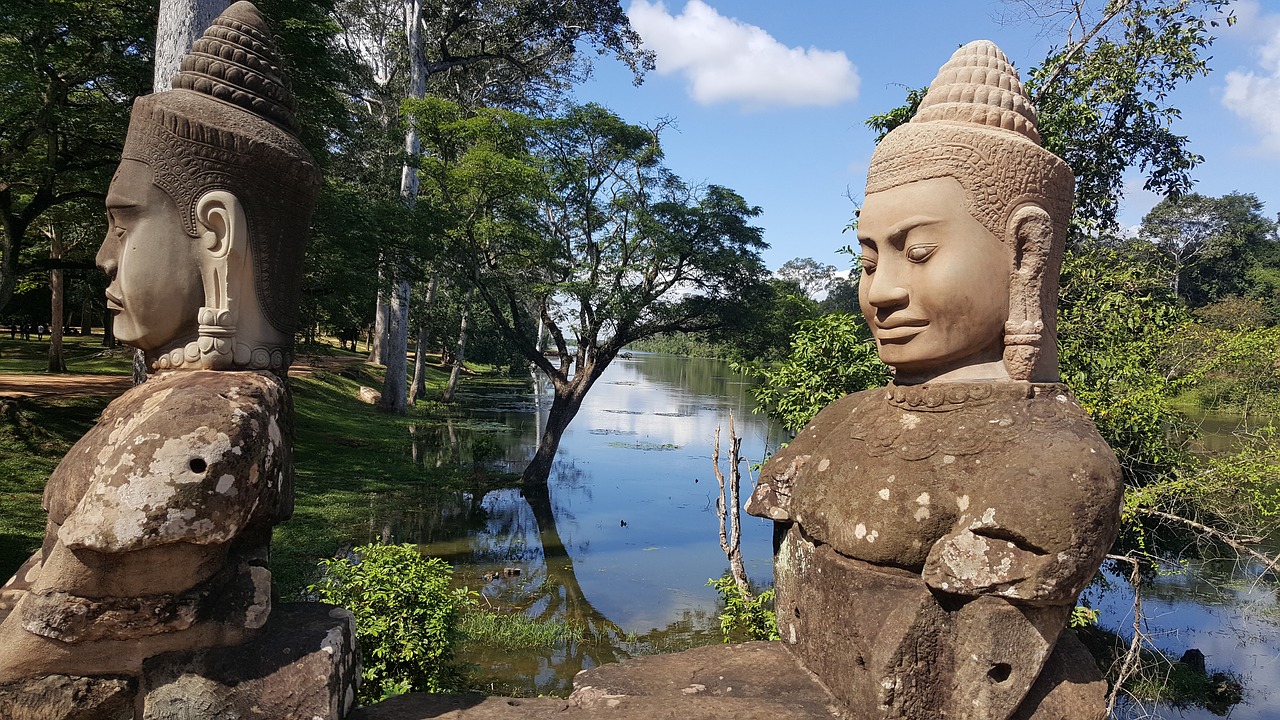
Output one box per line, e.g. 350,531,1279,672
906,244,937,263
860,257,877,275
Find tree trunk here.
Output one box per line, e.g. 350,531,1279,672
409,275,438,404
522,380,590,486
441,295,472,402
132,350,148,385
79,297,91,335
370,284,388,364
377,279,410,414
378,0,427,405
46,225,65,373
102,308,114,346
154,0,231,90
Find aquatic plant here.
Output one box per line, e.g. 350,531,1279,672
311,543,475,703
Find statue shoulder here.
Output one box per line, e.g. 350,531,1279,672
54,371,291,553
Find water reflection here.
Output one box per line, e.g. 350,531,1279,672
376,353,1279,710
380,354,783,694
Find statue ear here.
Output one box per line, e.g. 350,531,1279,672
194,191,249,369
195,191,246,263
1003,204,1052,381
194,191,249,310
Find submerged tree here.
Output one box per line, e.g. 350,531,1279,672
413,101,768,485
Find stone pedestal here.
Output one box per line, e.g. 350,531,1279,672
352,639,1104,720
0,602,357,720
140,602,359,720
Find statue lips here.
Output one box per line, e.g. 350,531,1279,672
104,290,124,313
873,316,927,343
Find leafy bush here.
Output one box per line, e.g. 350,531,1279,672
311,543,475,703
707,575,779,643
1057,243,1195,485
742,312,889,431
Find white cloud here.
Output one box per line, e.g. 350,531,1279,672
628,0,859,109
1222,8,1280,154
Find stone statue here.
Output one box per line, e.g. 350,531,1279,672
746,41,1123,720
0,5,356,718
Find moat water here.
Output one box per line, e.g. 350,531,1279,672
375,353,1280,718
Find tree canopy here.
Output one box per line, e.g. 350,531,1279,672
411,99,768,483
0,0,155,313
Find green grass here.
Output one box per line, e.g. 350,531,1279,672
0,345,527,597
0,395,110,576
0,334,134,375
274,360,526,596
459,611,585,651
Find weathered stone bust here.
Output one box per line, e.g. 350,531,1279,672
104,0,318,373
747,41,1122,720
0,5,354,718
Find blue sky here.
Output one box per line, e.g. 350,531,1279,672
573,0,1280,272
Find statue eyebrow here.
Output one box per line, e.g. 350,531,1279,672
858,214,939,247
884,215,940,245
105,190,141,209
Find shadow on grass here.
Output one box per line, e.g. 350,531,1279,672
0,396,109,579
274,363,525,597
0,353,528,599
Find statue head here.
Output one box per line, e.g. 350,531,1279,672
857,40,1073,384
96,1,321,373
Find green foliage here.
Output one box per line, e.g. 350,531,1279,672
625,332,731,359
1179,323,1280,416
311,543,476,702
1127,425,1280,531
1028,0,1233,237
0,0,155,312
718,279,820,363
707,576,778,643
865,86,926,142
1139,192,1279,308
1069,605,1099,628
459,611,584,650
744,312,890,431
1057,243,1194,484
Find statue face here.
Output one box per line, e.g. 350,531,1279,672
96,159,203,353
857,176,1010,382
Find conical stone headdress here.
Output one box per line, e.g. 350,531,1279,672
121,1,320,338
866,40,1074,382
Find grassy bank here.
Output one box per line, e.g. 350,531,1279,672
0,333,134,375
275,356,524,595
0,344,526,596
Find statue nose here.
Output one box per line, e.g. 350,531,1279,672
95,238,118,278
865,264,909,309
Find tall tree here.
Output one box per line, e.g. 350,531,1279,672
0,0,155,315
341,0,655,412
775,257,840,301
154,0,231,90
1024,0,1235,238
1139,192,1278,307
414,101,768,485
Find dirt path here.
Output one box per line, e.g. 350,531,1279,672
0,373,133,400
0,354,367,400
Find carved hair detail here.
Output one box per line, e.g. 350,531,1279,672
866,40,1074,382
121,1,320,339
